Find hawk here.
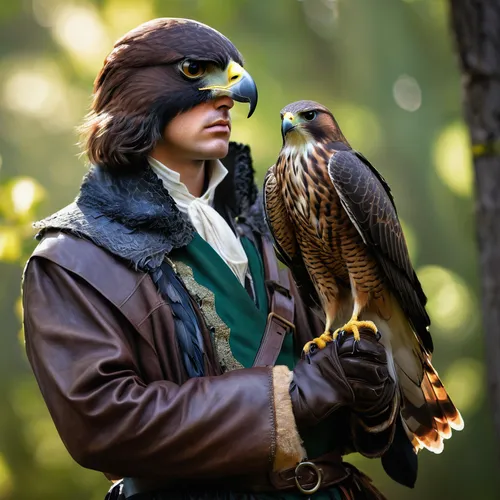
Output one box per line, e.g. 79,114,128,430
264,100,463,457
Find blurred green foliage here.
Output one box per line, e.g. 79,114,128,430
0,0,495,498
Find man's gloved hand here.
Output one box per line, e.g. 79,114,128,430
336,331,396,423
290,328,396,431
336,331,399,457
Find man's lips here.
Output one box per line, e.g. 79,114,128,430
205,119,231,133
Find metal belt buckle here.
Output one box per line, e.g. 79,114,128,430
294,461,323,495
267,311,296,333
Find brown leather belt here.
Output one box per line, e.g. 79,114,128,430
260,451,351,494
120,452,352,498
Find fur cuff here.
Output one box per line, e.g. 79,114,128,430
272,366,306,471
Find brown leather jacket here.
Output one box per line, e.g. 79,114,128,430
22,147,387,498
23,229,330,492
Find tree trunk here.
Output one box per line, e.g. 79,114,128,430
449,0,500,457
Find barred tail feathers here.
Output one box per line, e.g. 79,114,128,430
364,301,464,454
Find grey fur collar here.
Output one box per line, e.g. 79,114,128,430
35,142,259,272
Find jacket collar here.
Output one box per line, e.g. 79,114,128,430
34,142,259,272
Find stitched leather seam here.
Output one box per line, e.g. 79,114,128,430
119,273,150,307
118,273,165,328
137,302,168,328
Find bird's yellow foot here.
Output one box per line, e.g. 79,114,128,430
303,332,334,354
333,319,378,342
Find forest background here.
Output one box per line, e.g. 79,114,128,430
0,0,493,498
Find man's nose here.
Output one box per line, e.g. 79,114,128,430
214,95,234,110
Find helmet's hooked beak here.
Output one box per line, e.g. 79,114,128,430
281,112,296,138
200,61,258,118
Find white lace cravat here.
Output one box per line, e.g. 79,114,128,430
149,157,249,285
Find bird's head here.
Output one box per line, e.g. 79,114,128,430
81,18,258,169
280,100,348,150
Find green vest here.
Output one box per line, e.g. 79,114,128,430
170,234,341,500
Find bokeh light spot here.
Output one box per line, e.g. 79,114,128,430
0,227,22,262
433,122,473,197
3,69,61,117
32,0,67,27
1,58,82,129
11,178,37,215
443,358,484,415
0,454,13,497
52,3,110,72
1,177,46,222
393,74,422,112
301,0,339,38
417,265,474,338
103,0,154,38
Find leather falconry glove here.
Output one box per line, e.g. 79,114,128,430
290,327,397,435
336,330,399,457
337,331,396,420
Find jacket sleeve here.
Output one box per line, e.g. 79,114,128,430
22,257,304,480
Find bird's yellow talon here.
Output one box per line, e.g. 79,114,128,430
303,332,333,353
333,319,378,342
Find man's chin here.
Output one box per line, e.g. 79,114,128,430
197,139,230,160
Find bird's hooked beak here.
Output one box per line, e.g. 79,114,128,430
199,61,258,118
281,112,297,137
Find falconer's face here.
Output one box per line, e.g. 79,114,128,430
161,95,234,161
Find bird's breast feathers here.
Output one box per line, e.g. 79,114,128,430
277,147,335,218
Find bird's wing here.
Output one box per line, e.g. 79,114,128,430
264,166,320,309
327,150,433,353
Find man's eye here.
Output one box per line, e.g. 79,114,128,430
303,111,317,121
180,60,207,78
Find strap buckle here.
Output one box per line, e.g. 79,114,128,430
294,461,323,495
267,311,295,333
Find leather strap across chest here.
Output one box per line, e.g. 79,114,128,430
253,237,295,368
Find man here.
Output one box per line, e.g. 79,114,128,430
22,18,397,499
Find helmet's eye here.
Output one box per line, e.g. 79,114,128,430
180,60,206,78
303,111,317,121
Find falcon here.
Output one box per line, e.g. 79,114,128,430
264,100,464,455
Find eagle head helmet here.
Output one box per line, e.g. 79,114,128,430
80,18,258,169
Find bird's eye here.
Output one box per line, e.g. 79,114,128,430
303,111,317,121
180,60,207,79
